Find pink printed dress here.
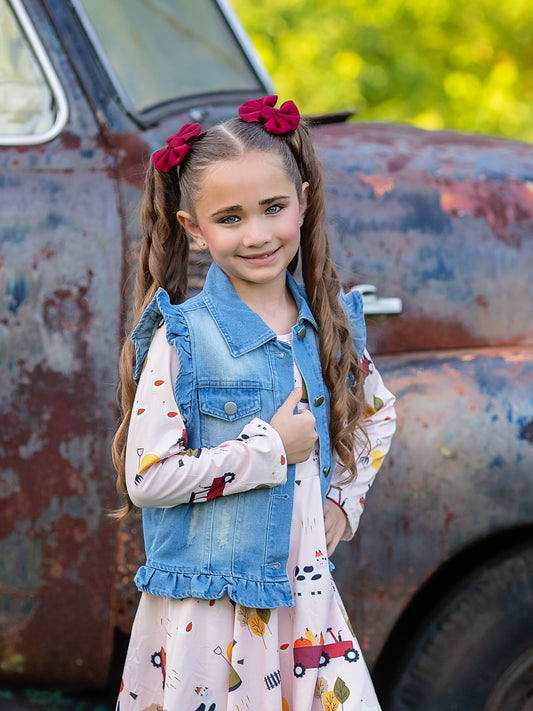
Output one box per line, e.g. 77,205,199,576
117,326,396,711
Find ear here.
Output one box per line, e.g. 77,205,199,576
177,210,206,249
299,182,309,224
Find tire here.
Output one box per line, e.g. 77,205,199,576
381,545,533,711
293,662,306,678
319,651,330,668
344,647,360,663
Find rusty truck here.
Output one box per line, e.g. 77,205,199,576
1,0,532,708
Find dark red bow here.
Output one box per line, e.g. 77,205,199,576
152,123,202,172
238,95,300,134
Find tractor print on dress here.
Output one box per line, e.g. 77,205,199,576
293,628,359,678
189,472,236,502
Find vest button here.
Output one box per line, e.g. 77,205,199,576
224,401,237,415
314,395,324,407
323,466,331,477
297,326,306,340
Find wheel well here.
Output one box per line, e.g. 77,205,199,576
372,523,533,704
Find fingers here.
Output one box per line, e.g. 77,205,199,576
324,499,347,557
270,388,317,465
279,387,302,414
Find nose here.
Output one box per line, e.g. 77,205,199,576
242,217,270,248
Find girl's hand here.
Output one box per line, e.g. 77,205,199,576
324,498,348,556
270,388,317,464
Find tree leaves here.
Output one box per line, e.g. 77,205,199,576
232,0,533,142
322,691,340,711
256,608,271,625
315,676,329,699
334,677,351,704
237,606,251,628
249,613,266,637
319,678,350,709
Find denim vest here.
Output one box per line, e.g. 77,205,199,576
130,263,366,608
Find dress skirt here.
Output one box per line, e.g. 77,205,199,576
116,451,381,711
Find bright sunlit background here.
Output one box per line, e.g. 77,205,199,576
231,0,533,142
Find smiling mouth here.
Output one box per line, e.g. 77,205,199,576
240,248,279,260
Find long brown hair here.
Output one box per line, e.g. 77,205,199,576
112,116,367,516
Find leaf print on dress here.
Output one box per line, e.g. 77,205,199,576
334,677,351,708
237,606,272,647
322,690,340,711
237,605,251,629
256,608,272,632
249,612,267,647
315,676,329,698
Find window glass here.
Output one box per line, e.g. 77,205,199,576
74,0,264,114
0,0,56,137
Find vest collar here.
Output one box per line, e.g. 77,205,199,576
201,263,318,357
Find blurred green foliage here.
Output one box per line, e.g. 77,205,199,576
231,0,533,141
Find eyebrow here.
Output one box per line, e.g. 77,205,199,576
209,195,292,219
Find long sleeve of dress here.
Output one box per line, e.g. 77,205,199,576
326,350,396,540
125,325,287,509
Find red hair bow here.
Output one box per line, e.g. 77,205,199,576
152,123,202,172
238,95,300,134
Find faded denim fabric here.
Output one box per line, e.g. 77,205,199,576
130,263,366,608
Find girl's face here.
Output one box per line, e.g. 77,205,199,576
178,150,308,299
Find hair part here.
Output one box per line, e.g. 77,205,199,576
112,115,368,516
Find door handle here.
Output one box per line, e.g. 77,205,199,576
351,284,403,316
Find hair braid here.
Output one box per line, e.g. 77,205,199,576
290,124,368,482
112,163,189,516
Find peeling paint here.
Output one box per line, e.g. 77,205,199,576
518,418,533,444
438,176,533,245
359,173,395,198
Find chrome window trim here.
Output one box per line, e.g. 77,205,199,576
69,0,126,111
70,0,274,120
0,0,69,146
215,0,275,95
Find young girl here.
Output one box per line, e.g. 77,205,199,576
113,95,396,711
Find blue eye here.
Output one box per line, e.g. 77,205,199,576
220,215,239,224
265,204,283,215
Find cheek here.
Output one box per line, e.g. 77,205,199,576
198,225,225,252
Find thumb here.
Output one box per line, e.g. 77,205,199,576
280,387,302,414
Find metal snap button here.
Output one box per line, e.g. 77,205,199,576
323,466,331,477
224,401,237,415
297,327,306,340
314,395,325,407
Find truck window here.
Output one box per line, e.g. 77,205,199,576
0,0,68,144
73,0,267,115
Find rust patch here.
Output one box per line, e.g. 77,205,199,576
359,173,395,198
106,130,151,189
112,516,143,635
367,313,491,354
60,131,82,150
436,177,533,246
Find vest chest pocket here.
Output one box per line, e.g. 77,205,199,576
198,387,262,447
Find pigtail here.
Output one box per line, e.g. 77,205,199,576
289,123,368,482
112,162,190,516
